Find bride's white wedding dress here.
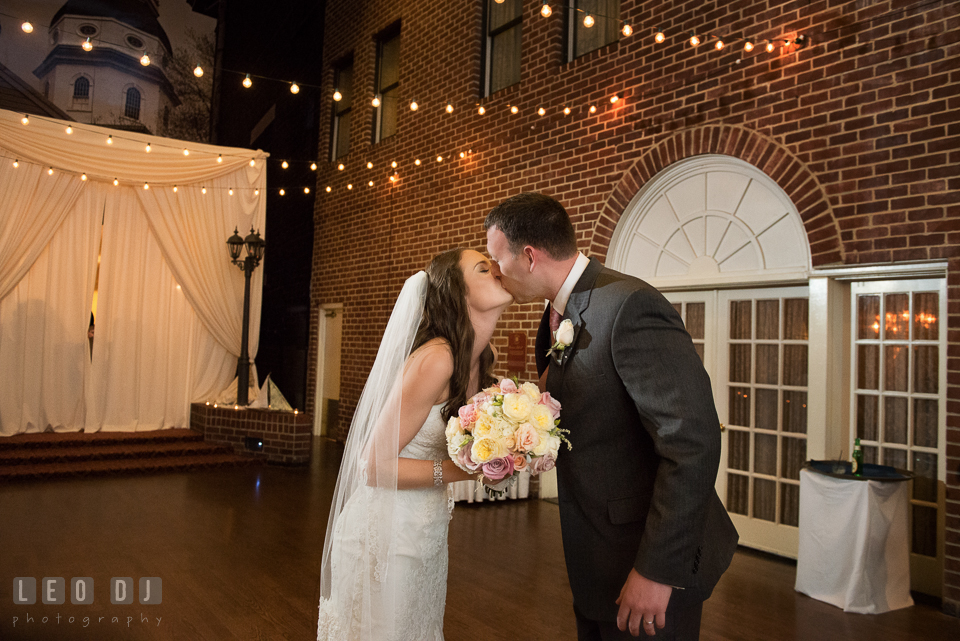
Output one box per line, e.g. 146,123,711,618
317,404,454,641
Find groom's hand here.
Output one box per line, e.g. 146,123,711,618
615,569,671,637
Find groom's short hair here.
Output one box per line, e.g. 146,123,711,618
484,192,578,260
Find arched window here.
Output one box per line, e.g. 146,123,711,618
124,88,141,120
73,77,89,99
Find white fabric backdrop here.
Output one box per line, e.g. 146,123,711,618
0,108,267,435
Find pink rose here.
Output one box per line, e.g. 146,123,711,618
512,454,529,472
458,403,478,426
538,392,562,420
529,454,556,475
456,445,480,471
514,423,540,453
482,456,515,481
499,378,518,394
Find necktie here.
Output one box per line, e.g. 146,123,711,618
549,306,562,333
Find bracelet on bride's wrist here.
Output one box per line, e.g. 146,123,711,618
433,460,443,486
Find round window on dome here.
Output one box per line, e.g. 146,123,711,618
126,35,144,49
78,24,98,37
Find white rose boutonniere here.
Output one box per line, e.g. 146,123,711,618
547,318,575,360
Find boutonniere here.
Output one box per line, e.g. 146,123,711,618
546,318,575,362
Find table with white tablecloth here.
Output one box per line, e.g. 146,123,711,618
794,464,914,614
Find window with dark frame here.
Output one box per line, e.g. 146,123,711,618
485,0,521,96
373,25,401,143
568,0,620,60
124,87,141,120
331,58,353,161
73,77,90,99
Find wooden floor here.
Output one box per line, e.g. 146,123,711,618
1,438,957,640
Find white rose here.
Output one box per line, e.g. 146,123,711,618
528,404,553,431
471,437,506,464
445,417,461,439
502,393,533,422
555,319,575,346
520,382,542,403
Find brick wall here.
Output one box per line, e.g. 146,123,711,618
190,403,312,465
308,0,959,612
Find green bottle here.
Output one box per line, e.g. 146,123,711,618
852,437,864,477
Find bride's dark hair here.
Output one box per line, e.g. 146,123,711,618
414,248,496,421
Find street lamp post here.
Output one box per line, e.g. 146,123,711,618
227,227,265,405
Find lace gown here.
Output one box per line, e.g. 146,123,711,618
317,404,454,641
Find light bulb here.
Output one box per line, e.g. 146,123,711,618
282,160,289,169
228,188,234,196
478,105,485,115
21,115,29,125
347,184,353,190
655,29,665,44
622,24,633,37
371,96,381,107
107,135,113,144
459,152,465,159
540,2,552,18
610,95,619,103
310,162,318,171
48,167,54,175
583,14,595,28
140,52,150,66
243,74,252,88
690,34,700,47
325,186,331,192
389,175,397,182
113,178,119,186
82,37,93,51
414,159,421,166
81,174,87,181
333,90,342,101
366,162,373,169
368,180,374,187
194,64,203,77
201,186,207,194
391,161,398,168
304,187,310,194
22,22,34,34
337,163,345,171
446,104,454,113
510,105,519,114
254,189,259,195
495,0,505,3
766,41,775,52
183,148,190,156
217,154,223,163
66,126,73,134
12,160,19,168
290,82,300,94
715,39,725,50
589,105,597,113
143,182,149,190
410,101,419,111
250,159,256,167
538,107,546,116
563,106,571,115
437,155,443,162
744,40,754,52
279,188,285,196
173,185,178,192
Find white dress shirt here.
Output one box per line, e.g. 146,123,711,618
550,252,590,316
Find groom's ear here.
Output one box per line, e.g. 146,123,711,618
523,245,537,272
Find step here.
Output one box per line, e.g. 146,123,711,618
0,452,261,481
0,440,233,466
0,428,203,451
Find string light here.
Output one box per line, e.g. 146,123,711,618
250,159,256,167
243,74,252,88
282,160,289,169
366,162,373,169
21,22,33,33
65,126,73,134
304,187,310,194
715,38,725,50
12,160,19,168
310,162,318,171
371,95,381,107
279,188,285,196
113,178,119,186
478,105,486,115
391,161,398,168
21,115,29,125
325,186,332,192
81,173,87,181
583,14,595,28
538,107,546,116
437,155,443,162
347,184,353,190
410,101,419,111
201,186,207,194
173,185,178,192
510,105,519,114
589,105,597,113
540,1,552,18
337,163,345,171
140,52,150,66
47,167,54,175
106,135,113,144
333,90,342,101
744,40,755,52
290,82,300,94
610,95,619,103
689,33,700,47
228,188,234,195
446,104,454,113
218,154,223,163
368,180,374,187
622,24,633,37
183,148,190,156
194,64,203,77
766,40,776,52
414,159,421,166
143,182,149,190
655,28,665,44
82,37,93,51
389,174,397,182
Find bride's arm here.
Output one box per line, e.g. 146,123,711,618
366,341,477,489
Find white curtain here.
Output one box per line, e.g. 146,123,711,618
0,186,102,435
0,108,267,435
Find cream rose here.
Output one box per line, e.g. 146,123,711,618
502,393,533,422
471,437,506,464
472,412,496,438
528,404,553,431
555,319,575,346
520,382,542,404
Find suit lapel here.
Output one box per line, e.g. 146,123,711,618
547,258,603,390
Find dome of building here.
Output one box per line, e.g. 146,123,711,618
51,0,172,53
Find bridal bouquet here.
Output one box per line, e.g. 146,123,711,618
446,378,570,490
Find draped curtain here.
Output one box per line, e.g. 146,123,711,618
0,109,267,436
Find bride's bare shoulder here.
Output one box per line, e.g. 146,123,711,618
406,338,454,380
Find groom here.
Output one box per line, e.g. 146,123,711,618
485,193,738,640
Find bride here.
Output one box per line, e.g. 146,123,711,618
317,248,514,641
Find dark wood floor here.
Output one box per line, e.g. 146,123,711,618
1,438,957,640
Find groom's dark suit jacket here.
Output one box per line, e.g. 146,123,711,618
536,258,738,622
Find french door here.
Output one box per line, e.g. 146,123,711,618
669,286,810,558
